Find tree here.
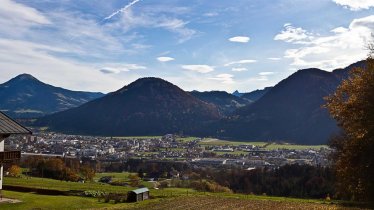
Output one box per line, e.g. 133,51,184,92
128,174,141,187
325,51,374,204
80,165,95,181
7,165,22,177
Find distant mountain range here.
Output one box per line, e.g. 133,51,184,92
240,87,272,103
37,77,220,136
189,90,250,115
0,74,103,118
2,60,366,144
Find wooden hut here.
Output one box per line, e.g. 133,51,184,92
127,187,149,202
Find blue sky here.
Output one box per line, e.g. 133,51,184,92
0,0,374,93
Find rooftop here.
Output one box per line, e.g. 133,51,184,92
130,188,149,194
0,112,32,135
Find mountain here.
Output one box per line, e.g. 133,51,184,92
232,90,243,97
219,61,366,145
0,74,104,118
240,87,272,102
189,90,249,115
37,77,220,136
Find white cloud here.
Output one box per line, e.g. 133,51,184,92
0,0,50,25
224,59,257,66
203,12,219,17
256,76,269,81
181,65,214,73
0,0,50,37
157,56,175,62
275,15,374,70
259,72,275,76
228,36,250,43
268,57,281,61
209,74,234,84
274,24,313,44
232,67,248,72
99,63,146,74
332,0,374,11
331,27,349,34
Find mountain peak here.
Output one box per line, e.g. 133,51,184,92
130,77,170,86
232,90,243,97
117,77,179,94
13,73,39,81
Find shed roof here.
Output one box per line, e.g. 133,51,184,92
130,188,149,194
0,112,32,135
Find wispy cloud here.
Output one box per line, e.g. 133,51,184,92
259,72,275,76
228,36,250,43
203,12,219,17
0,0,50,25
113,9,197,43
0,0,50,38
0,38,124,92
224,59,257,66
157,57,175,62
104,0,142,20
268,57,281,61
232,67,248,72
181,65,214,73
209,74,234,84
332,0,374,11
99,63,146,74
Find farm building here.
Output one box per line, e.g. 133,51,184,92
127,187,149,202
0,112,32,194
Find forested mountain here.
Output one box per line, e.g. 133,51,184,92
37,77,220,136
219,61,366,144
189,90,249,115
0,74,103,118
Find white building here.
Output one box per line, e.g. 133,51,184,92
0,112,31,195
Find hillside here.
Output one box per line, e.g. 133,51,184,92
189,90,249,115
240,87,272,102
37,77,220,136
219,61,366,144
0,74,103,118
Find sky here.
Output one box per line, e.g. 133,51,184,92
0,0,374,93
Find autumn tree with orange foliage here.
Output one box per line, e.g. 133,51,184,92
325,46,374,204
7,165,22,177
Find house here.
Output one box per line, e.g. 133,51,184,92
127,187,149,202
0,112,32,195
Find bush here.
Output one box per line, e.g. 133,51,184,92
190,180,232,193
83,190,107,198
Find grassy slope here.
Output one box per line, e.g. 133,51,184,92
2,176,365,210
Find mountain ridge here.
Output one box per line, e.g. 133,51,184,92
37,77,221,136
0,73,104,118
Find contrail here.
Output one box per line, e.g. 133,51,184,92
104,0,142,20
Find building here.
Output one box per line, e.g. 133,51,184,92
0,112,31,195
127,188,149,202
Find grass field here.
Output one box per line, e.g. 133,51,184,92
1,176,365,210
3,176,194,198
264,143,328,150
176,137,200,142
199,138,267,146
199,138,328,151
1,191,113,210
